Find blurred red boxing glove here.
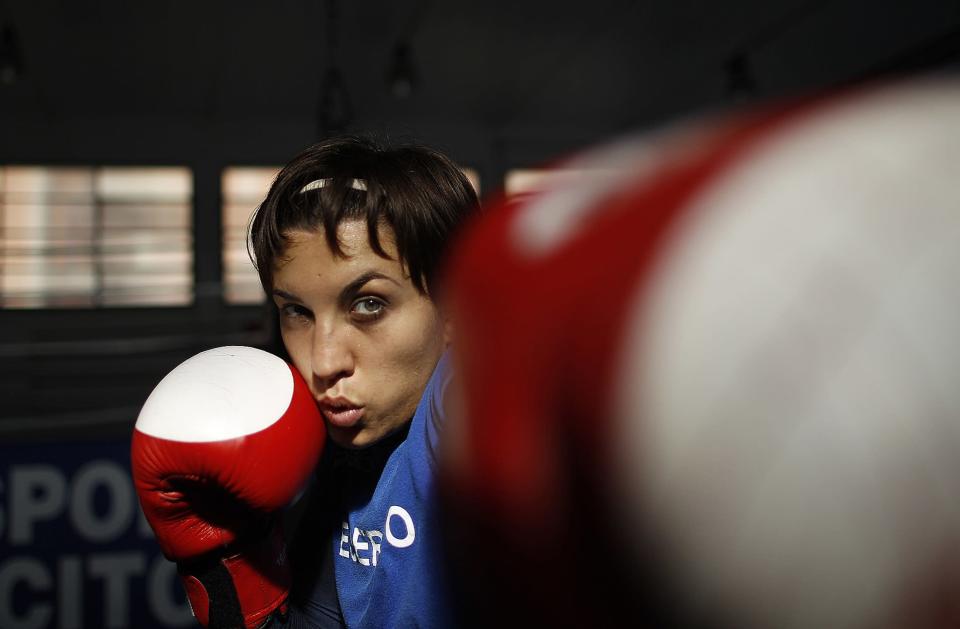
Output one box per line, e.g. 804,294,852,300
443,79,960,629
131,346,325,629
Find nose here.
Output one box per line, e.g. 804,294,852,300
311,328,355,393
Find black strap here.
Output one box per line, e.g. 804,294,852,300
189,558,245,629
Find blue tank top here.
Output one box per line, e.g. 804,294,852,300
284,352,452,629
335,352,451,628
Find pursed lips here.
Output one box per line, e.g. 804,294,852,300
318,397,365,428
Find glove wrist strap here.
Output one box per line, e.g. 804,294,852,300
180,521,290,629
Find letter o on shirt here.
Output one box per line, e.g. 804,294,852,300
385,506,415,548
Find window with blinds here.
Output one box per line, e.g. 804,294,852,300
222,167,279,304
0,166,193,308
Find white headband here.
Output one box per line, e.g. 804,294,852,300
299,178,368,194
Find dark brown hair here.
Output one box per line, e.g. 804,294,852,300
249,135,479,295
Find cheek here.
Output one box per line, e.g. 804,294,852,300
395,310,445,365
391,327,434,363
280,328,314,382
373,308,445,391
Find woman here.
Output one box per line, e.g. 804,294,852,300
249,135,479,628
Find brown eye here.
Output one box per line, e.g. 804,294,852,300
280,303,311,321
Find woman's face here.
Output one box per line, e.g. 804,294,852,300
271,220,447,448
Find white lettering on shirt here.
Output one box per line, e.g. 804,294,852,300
339,505,415,568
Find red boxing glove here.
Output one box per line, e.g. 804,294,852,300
443,79,960,628
131,346,325,629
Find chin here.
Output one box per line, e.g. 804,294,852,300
327,424,371,449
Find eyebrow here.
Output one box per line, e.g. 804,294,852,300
272,288,301,302
339,271,399,304
272,271,400,305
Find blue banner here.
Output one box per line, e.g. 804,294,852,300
0,439,195,629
